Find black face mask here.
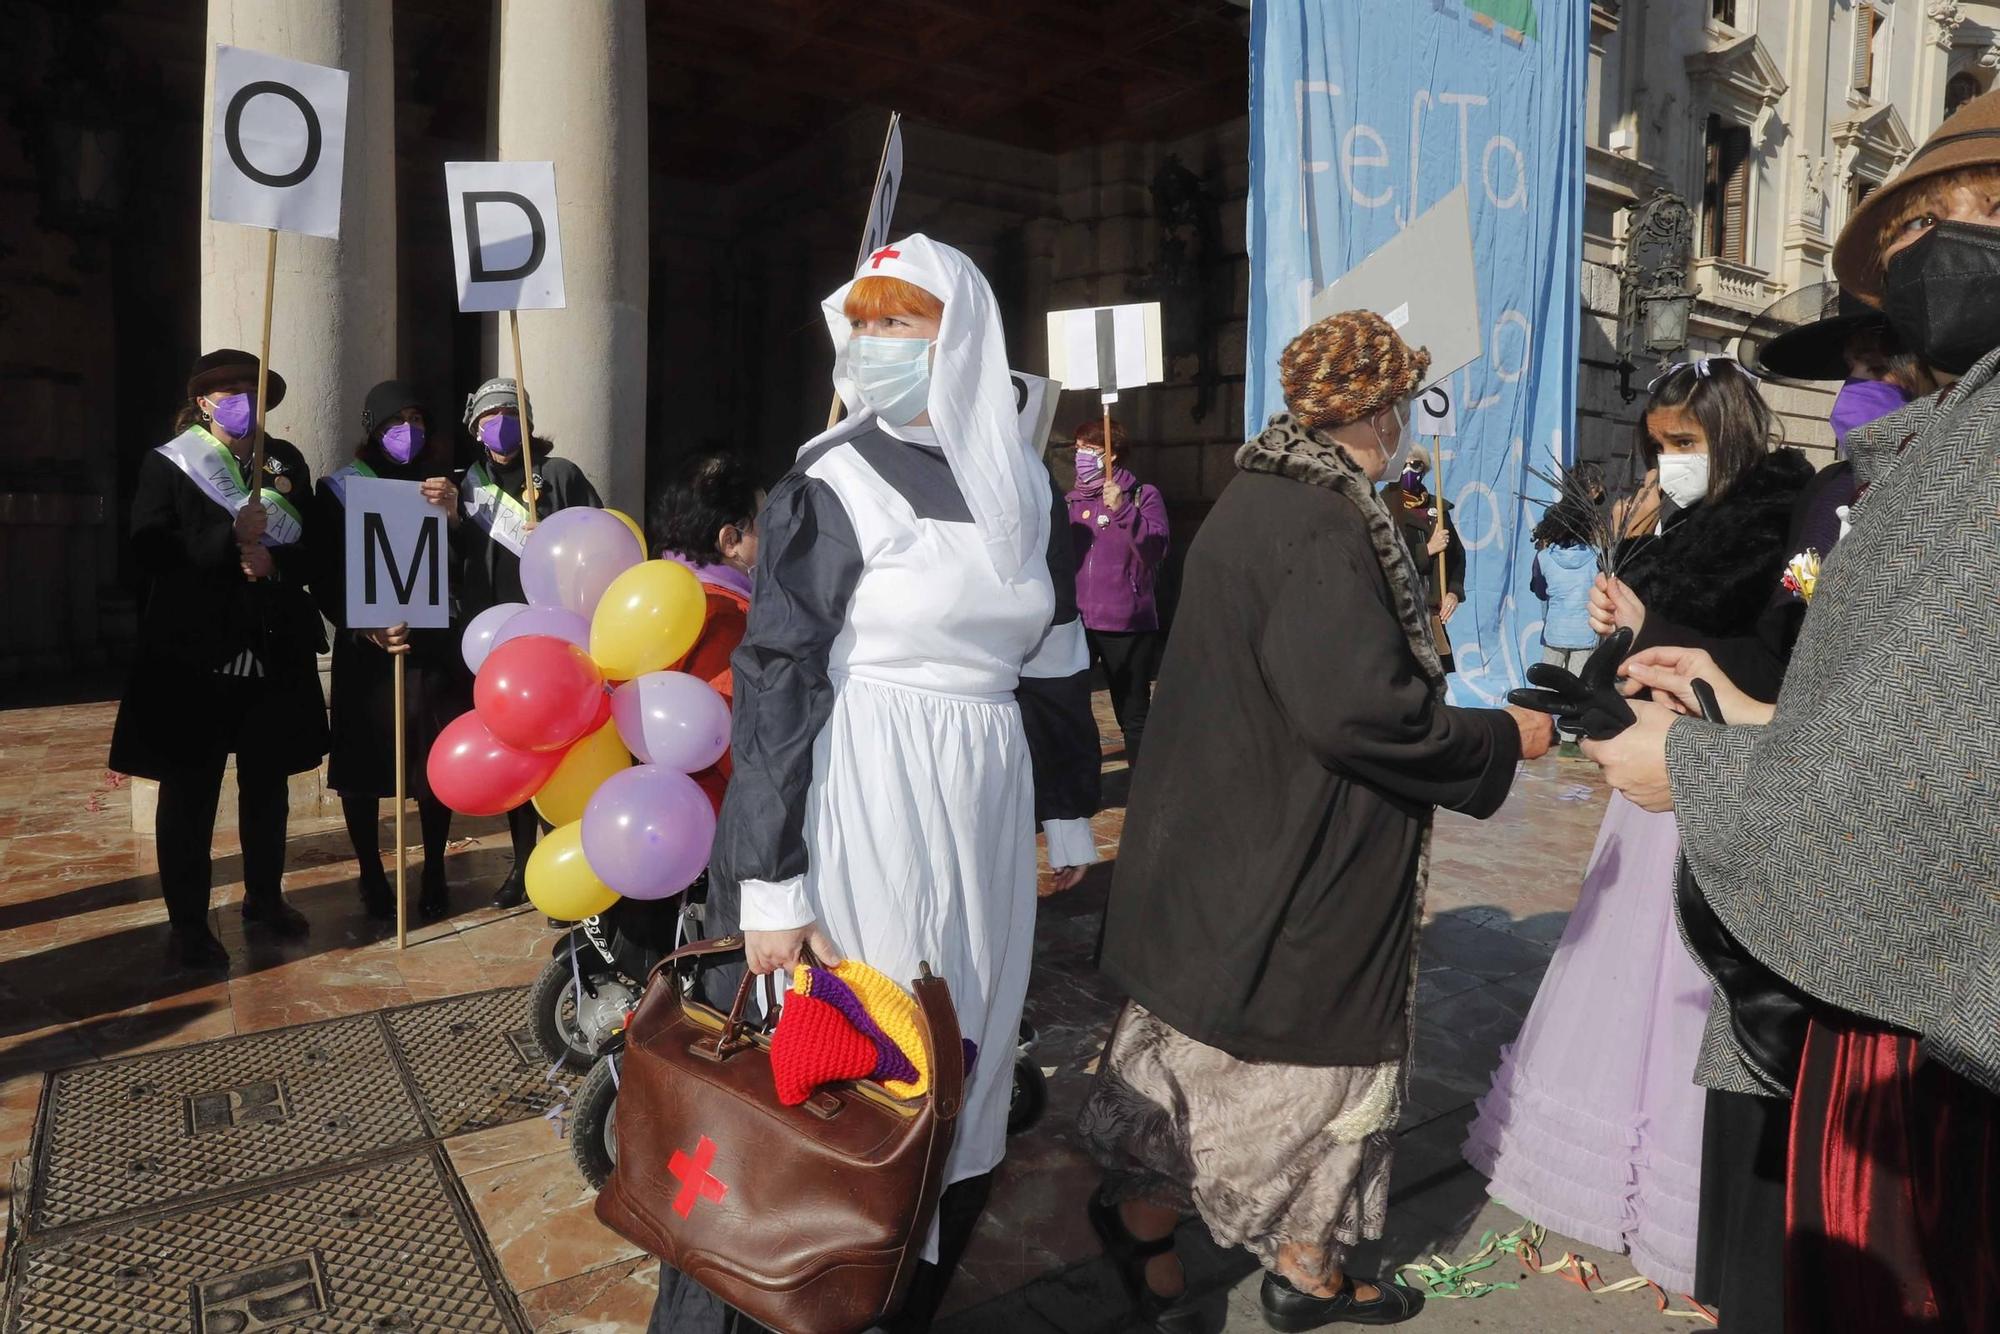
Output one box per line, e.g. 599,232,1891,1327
1883,220,2000,375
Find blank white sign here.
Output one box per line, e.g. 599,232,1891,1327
1308,186,1482,390
208,45,349,239
345,478,450,630
445,161,567,313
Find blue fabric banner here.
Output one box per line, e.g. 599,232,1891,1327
1248,1,1586,705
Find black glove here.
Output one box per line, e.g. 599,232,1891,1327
1506,627,1638,740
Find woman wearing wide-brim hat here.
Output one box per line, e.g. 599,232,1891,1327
1591,87,2000,1333
110,348,328,970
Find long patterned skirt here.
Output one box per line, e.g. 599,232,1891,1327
1077,1002,1398,1274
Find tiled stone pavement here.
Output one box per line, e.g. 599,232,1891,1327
0,700,1687,1332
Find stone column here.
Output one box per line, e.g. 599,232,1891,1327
198,0,398,481
496,0,649,515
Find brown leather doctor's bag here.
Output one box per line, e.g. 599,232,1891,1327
594,936,964,1334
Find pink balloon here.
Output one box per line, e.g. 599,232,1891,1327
609,672,731,773
427,711,563,817
519,508,644,617
474,635,611,753
492,605,591,654
581,765,715,900
462,602,525,674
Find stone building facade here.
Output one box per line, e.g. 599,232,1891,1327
1579,0,2000,473
0,0,1250,694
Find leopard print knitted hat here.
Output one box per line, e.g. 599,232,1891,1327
1278,310,1432,430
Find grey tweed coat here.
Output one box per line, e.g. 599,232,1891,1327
1668,347,2000,1096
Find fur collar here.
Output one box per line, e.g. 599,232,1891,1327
1237,413,1445,686
1620,447,1814,637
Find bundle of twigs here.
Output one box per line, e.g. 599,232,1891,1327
1524,451,1659,580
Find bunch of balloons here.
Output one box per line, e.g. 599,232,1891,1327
427,507,733,921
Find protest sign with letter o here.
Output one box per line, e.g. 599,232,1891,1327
445,161,568,313
208,45,350,239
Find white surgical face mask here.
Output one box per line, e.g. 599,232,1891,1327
1656,452,1711,509
849,335,934,426
1373,402,1413,479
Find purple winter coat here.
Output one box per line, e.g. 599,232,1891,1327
1067,465,1170,632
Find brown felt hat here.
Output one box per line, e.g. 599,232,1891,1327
187,348,287,410
1834,88,2000,303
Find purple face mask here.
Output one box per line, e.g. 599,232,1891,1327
1075,449,1104,483
1829,377,1910,458
478,413,522,456
380,422,424,464
207,392,255,438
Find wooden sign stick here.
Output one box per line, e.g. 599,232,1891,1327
1432,442,1448,604
249,228,278,505
394,652,408,950
509,309,540,529
1100,394,1117,474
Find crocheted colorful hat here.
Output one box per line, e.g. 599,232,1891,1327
769,989,878,1107
797,966,920,1087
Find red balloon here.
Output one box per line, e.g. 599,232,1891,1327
428,711,564,817
474,635,611,753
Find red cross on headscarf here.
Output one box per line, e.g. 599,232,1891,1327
868,245,901,269
667,1135,729,1217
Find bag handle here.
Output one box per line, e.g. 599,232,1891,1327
683,938,966,1117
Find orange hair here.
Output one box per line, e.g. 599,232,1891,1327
843,275,944,323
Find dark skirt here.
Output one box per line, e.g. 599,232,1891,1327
325,630,468,798
1785,1014,2000,1333
1692,1089,1787,1331
110,653,328,781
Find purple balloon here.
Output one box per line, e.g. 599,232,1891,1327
581,765,715,901
609,672,731,773
519,508,644,618
462,601,526,673
492,605,591,654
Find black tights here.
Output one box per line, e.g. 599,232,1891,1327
156,756,290,926
340,793,453,879
506,802,541,869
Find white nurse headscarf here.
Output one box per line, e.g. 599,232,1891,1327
814,234,1050,582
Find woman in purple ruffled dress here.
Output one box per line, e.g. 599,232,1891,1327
1461,358,1810,1294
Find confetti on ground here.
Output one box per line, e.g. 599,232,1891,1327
1396,1224,1718,1324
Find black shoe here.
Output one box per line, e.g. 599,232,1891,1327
419,863,450,922
491,867,528,910
1259,1273,1423,1330
169,924,231,970
242,897,310,939
1087,1191,1205,1333
358,865,395,922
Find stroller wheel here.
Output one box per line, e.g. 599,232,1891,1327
569,1057,620,1190
1007,1057,1048,1137
528,953,635,1074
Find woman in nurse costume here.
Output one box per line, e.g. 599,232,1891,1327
648,236,1103,1330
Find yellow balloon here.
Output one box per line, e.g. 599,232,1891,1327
606,508,649,558
525,821,620,921
532,720,632,826
589,559,707,680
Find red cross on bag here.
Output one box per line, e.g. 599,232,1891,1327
667,1135,729,1218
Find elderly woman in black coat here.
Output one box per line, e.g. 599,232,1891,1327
1079,311,1551,1332
110,349,328,969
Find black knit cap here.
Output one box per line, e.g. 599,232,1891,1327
363,379,424,437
